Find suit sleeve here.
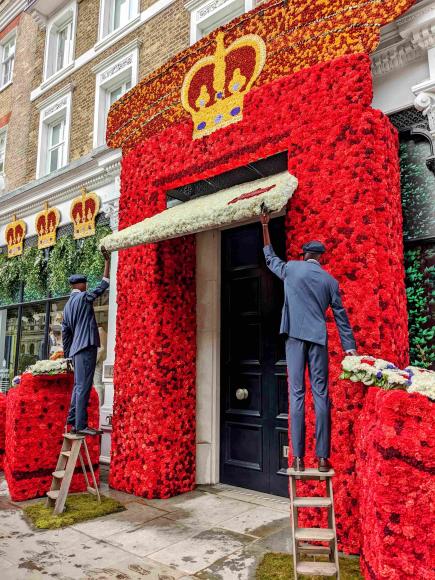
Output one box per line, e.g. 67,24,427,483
62,319,72,359
263,245,287,281
85,279,110,303
330,282,356,351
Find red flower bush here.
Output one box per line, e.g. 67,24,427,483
356,388,435,579
110,52,408,560
0,392,5,471
5,373,100,501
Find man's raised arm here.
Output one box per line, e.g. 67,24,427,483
261,210,287,281
85,247,111,303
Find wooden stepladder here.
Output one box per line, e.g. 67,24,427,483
288,467,340,579
46,433,100,515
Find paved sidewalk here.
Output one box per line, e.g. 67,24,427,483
0,471,291,579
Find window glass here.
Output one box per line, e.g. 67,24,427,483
112,0,129,31
0,129,6,173
47,120,65,174
56,21,72,73
1,308,18,389
17,303,47,374
1,35,15,86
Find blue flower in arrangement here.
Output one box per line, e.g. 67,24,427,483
376,371,383,380
386,364,396,369
214,114,223,124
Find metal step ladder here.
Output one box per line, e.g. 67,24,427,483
288,467,340,579
46,433,100,515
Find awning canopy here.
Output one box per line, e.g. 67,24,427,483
101,172,297,251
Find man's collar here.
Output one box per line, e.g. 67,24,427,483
306,259,321,266
71,289,81,293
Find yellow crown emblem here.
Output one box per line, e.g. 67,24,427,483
5,214,26,258
35,202,60,249
181,32,266,139
70,187,100,240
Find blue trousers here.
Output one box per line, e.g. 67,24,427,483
67,346,97,430
285,337,331,458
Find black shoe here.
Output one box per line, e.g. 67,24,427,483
292,457,305,472
76,427,103,436
318,458,332,472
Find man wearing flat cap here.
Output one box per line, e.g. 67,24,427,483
260,212,357,472
62,247,111,436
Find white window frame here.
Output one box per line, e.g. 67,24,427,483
36,87,73,178
0,31,16,90
186,0,255,45
43,1,77,82
98,0,140,43
0,126,7,175
92,41,139,148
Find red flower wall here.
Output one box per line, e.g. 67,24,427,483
5,373,100,501
110,53,409,553
0,392,5,471
356,388,435,579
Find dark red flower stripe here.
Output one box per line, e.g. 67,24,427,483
356,388,434,580
5,373,100,501
0,392,5,470
110,53,408,556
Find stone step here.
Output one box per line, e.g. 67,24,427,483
295,528,335,541
52,470,65,479
47,490,60,500
296,561,337,576
294,497,332,507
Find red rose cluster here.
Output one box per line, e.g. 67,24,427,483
5,373,100,501
356,388,434,579
111,54,408,541
0,392,5,471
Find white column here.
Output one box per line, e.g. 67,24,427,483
99,197,119,464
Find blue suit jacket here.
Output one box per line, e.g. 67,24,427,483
62,279,110,358
264,245,356,351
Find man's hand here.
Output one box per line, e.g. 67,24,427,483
345,349,358,356
101,246,110,261
260,203,270,226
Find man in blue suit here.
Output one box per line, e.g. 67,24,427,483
260,212,357,472
62,248,111,436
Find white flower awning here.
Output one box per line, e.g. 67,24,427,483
101,172,298,251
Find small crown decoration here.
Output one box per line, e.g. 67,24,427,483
181,32,266,139
70,187,100,240
5,214,26,258
35,202,60,249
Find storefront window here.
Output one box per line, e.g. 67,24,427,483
2,308,18,385
17,303,47,374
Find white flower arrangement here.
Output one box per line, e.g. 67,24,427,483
27,358,70,376
341,356,435,400
100,172,298,252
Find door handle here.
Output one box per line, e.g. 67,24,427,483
235,388,249,400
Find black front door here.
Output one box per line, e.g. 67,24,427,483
220,218,289,497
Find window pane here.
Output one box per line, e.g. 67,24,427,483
0,308,18,392
109,85,123,105
113,0,129,30
17,304,47,374
56,28,67,71
49,147,60,172
50,122,62,146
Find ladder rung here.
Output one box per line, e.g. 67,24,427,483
52,470,65,479
87,486,98,495
61,451,71,457
288,468,335,479
47,490,60,500
293,497,332,507
295,528,335,541
296,562,337,576
64,433,85,440
298,543,331,555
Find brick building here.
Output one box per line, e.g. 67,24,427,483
0,0,433,477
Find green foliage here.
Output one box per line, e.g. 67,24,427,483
20,246,47,301
256,553,362,580
77,226,111,289
24,493,125,529
404,245,435,369
0,252,21,304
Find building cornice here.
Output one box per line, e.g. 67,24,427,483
0,0,27,32
0,146,121,224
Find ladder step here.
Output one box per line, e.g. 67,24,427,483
293,497,332,507
296,562,337,576
298,543,331,555
87,486,98,495
64,433,85,440
288,468,335,479
61,451,71,457
295,528,335,541
52,470,65,479
47,490,60,500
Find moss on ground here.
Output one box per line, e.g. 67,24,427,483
24,494,125,529
256,553,362,579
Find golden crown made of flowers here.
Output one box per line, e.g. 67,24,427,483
35,202,60,249
181,32,266,139
70,188,100,240
5,214,26,258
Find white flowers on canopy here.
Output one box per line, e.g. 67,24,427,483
27,359,69,376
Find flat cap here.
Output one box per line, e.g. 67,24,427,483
302,240,326,254
68,274,87,284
